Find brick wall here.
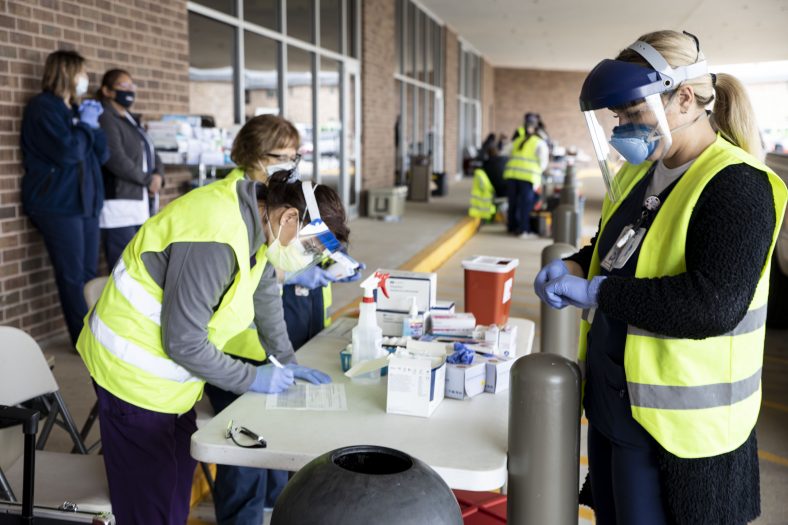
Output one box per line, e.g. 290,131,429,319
493,68,594,158
481,58,494,138
443,27,458,177
0,0,191,340
360,0,396,192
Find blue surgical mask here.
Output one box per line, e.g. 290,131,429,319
609,124,658,165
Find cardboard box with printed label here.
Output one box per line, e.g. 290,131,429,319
444,361,487,400
386,348,446,418
483,356,517,394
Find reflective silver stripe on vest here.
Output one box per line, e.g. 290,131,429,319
89,311,201,383
112,259,162,326
627,304,767,339
628,368,761,410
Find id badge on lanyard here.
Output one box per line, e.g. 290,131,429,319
601,195,661,272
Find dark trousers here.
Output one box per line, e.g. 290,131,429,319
587,424,668,525
94,383,196,525
102,225,140,270
30,214,99,345
204,384,288,525
506,179,536,234
282,284,326,350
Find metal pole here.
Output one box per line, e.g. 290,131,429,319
540,243,580,360
552,204,576,246
508,353,581,525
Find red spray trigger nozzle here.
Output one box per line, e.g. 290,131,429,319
375,271,390,299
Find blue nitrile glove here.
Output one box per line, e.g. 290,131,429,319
335,262,366,283
447,342,475,364
544,275,606,310
285,266,333,289
286,363,332,384
249,364,294,393
534,259,569,305
78,99,103,129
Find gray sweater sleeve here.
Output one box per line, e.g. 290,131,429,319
254,262,297,365
160,242,257,393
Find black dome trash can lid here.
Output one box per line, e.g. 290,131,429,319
271,445,463,525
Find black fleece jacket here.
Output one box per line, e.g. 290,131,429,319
569,162,775,525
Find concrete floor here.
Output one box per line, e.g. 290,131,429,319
11,175,788,524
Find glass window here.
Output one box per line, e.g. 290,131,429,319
433,23,442,87
320,0,342,54
347,70,358,205
347,0,358,58
189,12,236,128
287,46,314,179
245,0,280,31
192,0,235,16
414,10,423,83
318,58,341,190
244,31,279,120
395,0,402,71
424,17,432,85
287,0,315,44
403,1,413,77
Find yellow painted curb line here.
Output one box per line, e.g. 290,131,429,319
330,217,480,321
579,506,596,522
759,450,788,468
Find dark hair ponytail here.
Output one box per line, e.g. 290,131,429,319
256,178,350,244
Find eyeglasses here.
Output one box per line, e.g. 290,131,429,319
224,419,267,449
265,152,301,164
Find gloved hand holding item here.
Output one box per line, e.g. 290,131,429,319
544,275,606,310
335,262,366,283
286,363,332,384
534,259,569,304
285,266,333,289
78,99,104,129
249,364,294,393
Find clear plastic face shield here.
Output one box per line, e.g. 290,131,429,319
285,180,343,278
582,92,674,201
579,36,707,202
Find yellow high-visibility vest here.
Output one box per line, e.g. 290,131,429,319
578,135,787,458
76,177,268,414
469,168,496,220
504,135,544,185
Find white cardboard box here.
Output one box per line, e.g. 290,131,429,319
386,351,446,418
444,362,487,400
483,357,516,394
376,269,437,313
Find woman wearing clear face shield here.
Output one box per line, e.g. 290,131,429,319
534,30,786,524
20,50,109,346
76,166,344,524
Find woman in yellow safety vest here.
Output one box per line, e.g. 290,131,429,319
207,114,359,524
534,30,786,524
76,150,349,523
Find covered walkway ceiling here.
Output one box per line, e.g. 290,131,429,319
420,0,788,70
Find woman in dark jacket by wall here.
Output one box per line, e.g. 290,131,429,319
21,49,108,345
96,69,164,268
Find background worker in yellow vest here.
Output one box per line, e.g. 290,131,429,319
534,31,786,524
206,115,362,525
76,167,349,524
503,112,549,238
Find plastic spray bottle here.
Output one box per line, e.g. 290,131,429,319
351,271,390,384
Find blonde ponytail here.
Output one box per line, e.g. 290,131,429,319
712,73,763,160
617,30,763,159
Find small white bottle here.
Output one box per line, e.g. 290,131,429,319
404,297,424,339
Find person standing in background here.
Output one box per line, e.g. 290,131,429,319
96,69,164,269
503,112,549,238
20,49,108,346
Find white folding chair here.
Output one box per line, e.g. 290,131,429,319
0,327,110,513
75,277,109,450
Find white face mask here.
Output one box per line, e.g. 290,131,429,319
75,75,89,97
265,217,314,273
265,161,297,177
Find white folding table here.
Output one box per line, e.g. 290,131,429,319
190,318,534,491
